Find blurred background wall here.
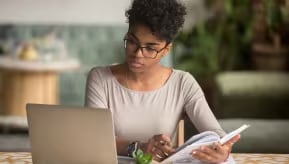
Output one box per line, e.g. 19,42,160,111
0,0,130,25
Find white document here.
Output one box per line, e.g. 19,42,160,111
161,124,250,164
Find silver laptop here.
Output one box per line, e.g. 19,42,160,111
26,103,118,164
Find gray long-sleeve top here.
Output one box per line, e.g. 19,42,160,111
85,66,226,142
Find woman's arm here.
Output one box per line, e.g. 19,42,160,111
84,68,140,157
181,72,240,162
185,96,226,136
85,67,130,156
182,72,226,136
85,67,107,108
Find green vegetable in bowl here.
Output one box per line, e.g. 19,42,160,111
132,149,152,164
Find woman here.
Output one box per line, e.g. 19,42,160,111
85,0,240,163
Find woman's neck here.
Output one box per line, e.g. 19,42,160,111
125,64,162,83
123,64,170,91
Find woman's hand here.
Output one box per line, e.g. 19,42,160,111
142,134,175,162
191,134,241,163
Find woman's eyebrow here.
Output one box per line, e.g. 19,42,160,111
128,32,161,46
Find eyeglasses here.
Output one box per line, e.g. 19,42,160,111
123,38,167,59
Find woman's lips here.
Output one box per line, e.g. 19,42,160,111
129,60,144,68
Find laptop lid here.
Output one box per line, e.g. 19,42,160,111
26,103,117,164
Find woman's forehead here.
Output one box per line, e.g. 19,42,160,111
128,24,166,44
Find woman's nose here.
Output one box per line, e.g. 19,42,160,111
134,48,144,58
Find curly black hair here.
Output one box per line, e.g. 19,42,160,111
125,0,186,43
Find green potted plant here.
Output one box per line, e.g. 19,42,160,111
251,0,289,70
174,0,253,77
173,0,253,106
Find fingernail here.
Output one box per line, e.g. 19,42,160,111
192,151,197,155
159,140,166,146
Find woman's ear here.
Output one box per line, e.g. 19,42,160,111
161,43,173,57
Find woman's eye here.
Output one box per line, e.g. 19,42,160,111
145,47,155,52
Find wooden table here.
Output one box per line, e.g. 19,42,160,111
0,56,79,117
231,153,289,164
0,152,288,163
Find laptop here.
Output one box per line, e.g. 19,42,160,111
26,103,118,164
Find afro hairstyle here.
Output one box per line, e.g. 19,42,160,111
125,0,186,43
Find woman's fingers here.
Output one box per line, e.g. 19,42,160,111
148,134,174,161
193,144,224,162
223,134,241,150
192,149,216,163
150,146,166,161
153,140,174,156
228,134,241,145
153,134,172,147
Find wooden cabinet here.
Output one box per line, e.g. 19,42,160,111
0,56,79,117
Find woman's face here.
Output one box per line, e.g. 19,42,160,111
124,24,171,73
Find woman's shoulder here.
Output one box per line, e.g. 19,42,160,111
172,69,203,98
87,65,113,81
172,69,189,75
172,69,198,83
89,65,109,74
